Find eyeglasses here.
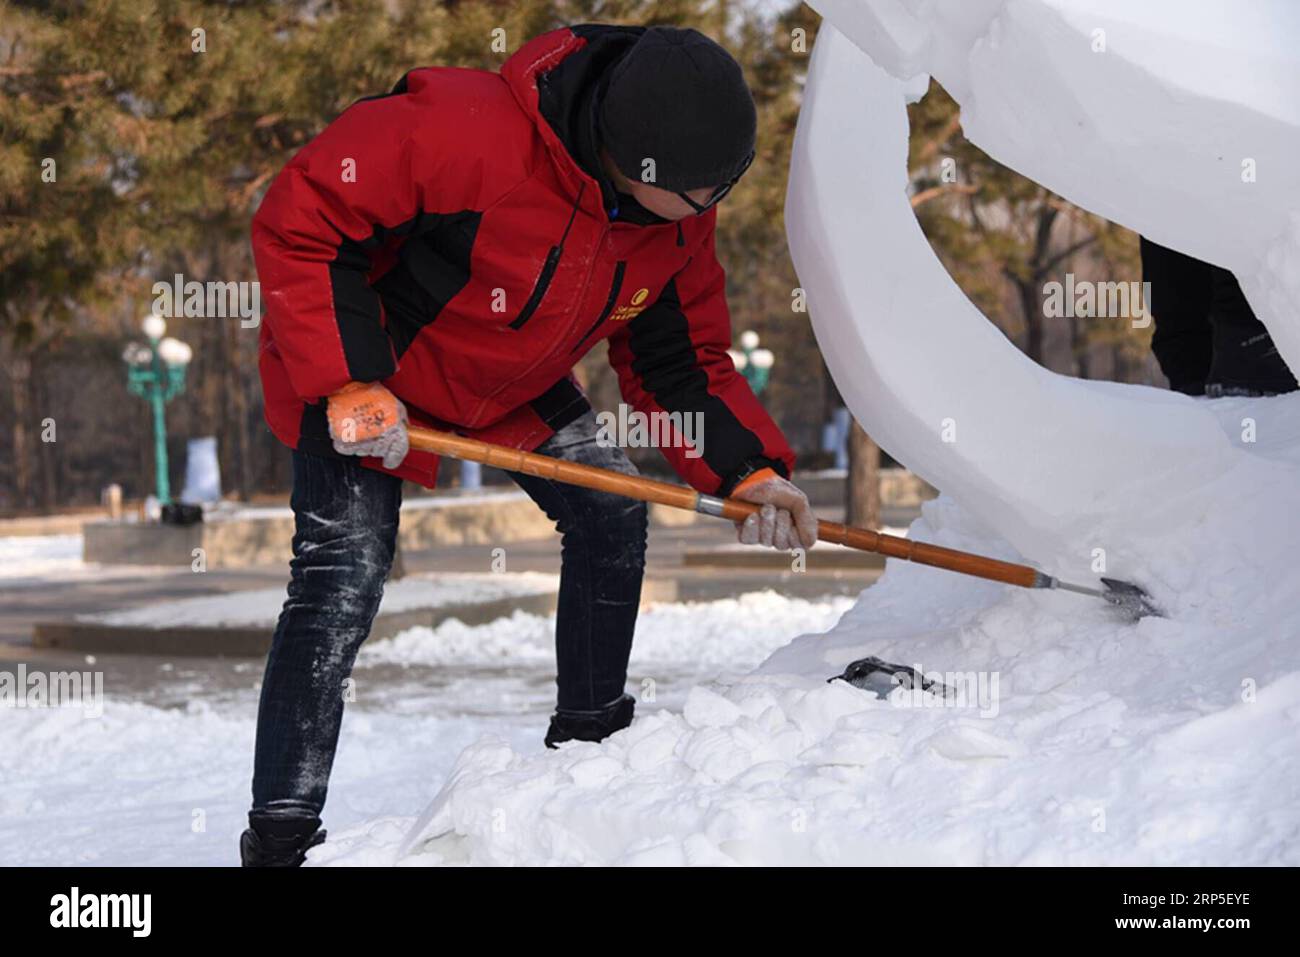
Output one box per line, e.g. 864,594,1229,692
676,150,755,214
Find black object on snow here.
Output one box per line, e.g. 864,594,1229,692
827,656,953,700
1099,577,1165,621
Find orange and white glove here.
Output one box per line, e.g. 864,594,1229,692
731,468,818,551
326,381,409,469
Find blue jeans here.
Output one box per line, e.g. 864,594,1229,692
251,411,648,813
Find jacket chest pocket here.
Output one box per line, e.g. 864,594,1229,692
509,244,563,330
507,184,588,330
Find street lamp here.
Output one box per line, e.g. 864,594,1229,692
123,315,192,506
728,329,775,395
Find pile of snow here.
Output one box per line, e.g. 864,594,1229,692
323,0,1300,866
361,591,855,671
377,492,1298,866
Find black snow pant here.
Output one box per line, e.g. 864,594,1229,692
250,409,648,815
1140,236,1296,396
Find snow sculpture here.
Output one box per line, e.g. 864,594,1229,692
788,0,1300,597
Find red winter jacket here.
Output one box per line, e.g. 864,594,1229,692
252,24,795,493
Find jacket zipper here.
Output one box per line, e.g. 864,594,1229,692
570,261,626,353
509,183,585,330
508,245,560,329
468,197,611,425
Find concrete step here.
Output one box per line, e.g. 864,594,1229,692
80,492,718,570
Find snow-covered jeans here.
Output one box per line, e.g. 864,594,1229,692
251,410,649,813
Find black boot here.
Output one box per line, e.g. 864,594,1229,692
544,693,635,748
240,806,326,867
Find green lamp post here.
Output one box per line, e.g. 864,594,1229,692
123,315,192,506
728,329,775,395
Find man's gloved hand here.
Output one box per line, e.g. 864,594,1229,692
326,381,409,469
730,467,819,551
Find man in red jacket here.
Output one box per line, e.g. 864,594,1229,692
243,23,817,865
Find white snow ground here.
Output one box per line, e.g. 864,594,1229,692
0,591,852,866
346,1,1300,866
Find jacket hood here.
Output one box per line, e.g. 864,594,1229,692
502,25,674,227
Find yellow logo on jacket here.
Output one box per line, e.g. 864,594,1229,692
610,287,651,322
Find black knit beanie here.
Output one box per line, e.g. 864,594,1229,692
598,26,757,192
